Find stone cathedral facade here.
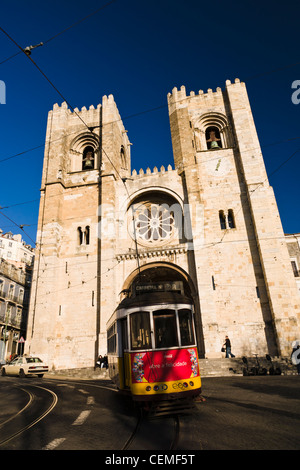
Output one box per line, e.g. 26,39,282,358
25,79,300,371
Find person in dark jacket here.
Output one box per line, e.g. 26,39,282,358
223,336,235,358
96,355,103,368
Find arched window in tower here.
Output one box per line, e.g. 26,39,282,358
219,211,226,230
77,226,90,245
77,227,83,245
85,226,90,245
82,146,95,170
206,126,222,150
227,209,235,229
120,145,127,169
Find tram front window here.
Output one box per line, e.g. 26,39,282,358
178,309,195,346
153,309,178,349
130,311,151,350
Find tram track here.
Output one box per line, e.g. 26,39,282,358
170,415,180,450
0,377,183,450
0,387,34,429
122,410,181,450
122,409,143,450
46,379,182,450
0,383,58,448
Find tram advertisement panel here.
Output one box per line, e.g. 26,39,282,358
131,348,199,384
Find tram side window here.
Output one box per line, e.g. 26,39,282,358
107,323,117,353
178,309,195,346
153,309,178,349
130,311,151,350
121,318,128,351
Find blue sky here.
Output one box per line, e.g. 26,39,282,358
0,0,300,247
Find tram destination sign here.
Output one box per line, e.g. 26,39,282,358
135,281,183,293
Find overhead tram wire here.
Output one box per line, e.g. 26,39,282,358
1,130,300,219
1,26,298,347
1,128,300,259
0,26,143,278
0,87,299,167
0,209,36,247
0,26,96,133
0,41,300,166
0,0,117,66
1,119,299,225
0,102,169,165
1,26,299,254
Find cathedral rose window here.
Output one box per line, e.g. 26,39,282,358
129,201,177,245
135,203,174,242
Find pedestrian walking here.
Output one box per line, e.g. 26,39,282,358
223,336,235,358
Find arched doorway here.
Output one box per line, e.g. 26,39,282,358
120,262,205,358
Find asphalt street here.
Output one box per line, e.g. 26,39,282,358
0,374,299,452
184,375,300,450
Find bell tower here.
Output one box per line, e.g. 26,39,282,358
26,95,131,370
168,79,300,357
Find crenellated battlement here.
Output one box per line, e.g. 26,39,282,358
52,101,101,114
50,94,121,123
167,78,244,108
131,164,174,178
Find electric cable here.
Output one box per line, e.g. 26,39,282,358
0,209,36,247
1,26,299,265
0,0,117,65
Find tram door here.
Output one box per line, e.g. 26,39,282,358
120,318,130,388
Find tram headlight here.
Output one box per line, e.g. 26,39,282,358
189,381,194,387
183,382,188,388
153,385,159,391
146,386,151,392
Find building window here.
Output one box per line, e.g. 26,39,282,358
219,210,236,230
5,304,12,322
219,211,226,230
77,227,83,245
120,146,127,169
291,261,299,277
85,226,90,245
82,146,95,170
227,209,235,229
77,226,90,246
193,112,234,151
8,284,14,300
206,126,222,150
18,289,24,304
135,203,175,243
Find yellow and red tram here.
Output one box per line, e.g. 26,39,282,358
106,286,201,403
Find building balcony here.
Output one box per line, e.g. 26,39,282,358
0,291,24,305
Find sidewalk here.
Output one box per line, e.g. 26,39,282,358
45,367,110,381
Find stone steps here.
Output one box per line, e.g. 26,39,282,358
46,367,110,380
199,358,243,377
199,356,298,377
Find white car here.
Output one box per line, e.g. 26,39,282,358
1,356,49,378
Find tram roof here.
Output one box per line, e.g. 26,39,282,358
107,292,194,328
116,292,193,310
